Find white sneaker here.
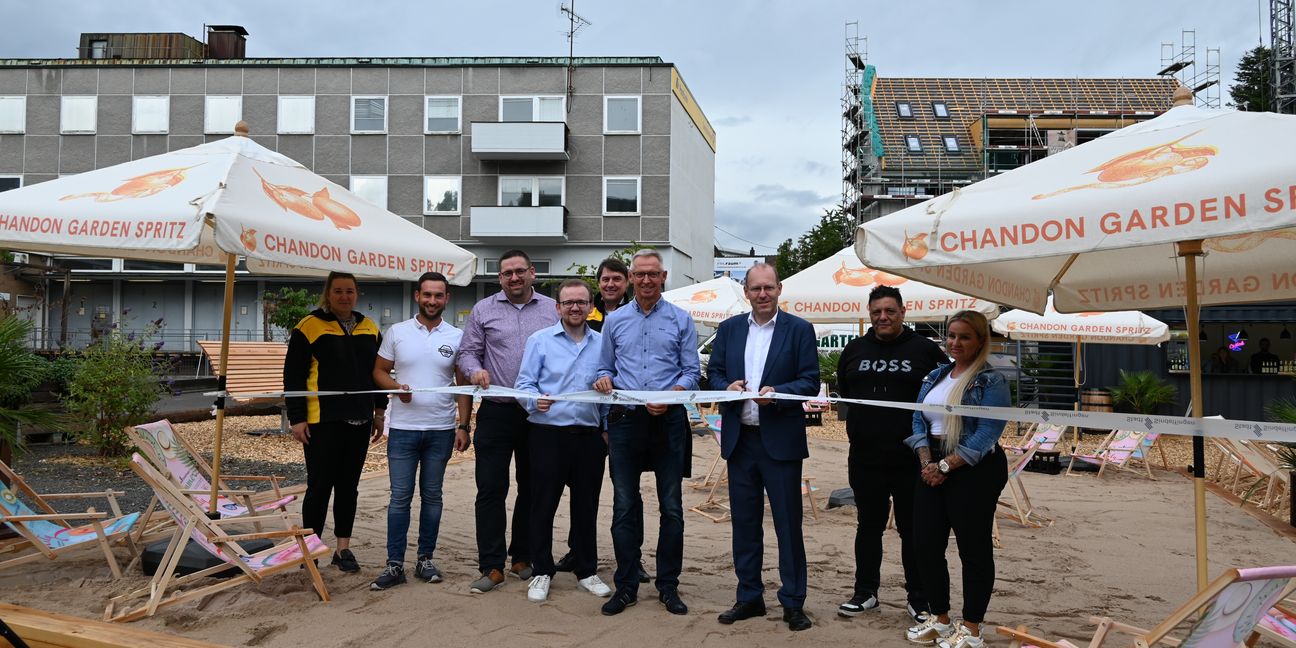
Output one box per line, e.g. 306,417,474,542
527,575,551,602
906,617,954,644
577,574,613,597
936,624,984,648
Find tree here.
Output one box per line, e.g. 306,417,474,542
565,241,647,294
0,316,56,458
775,206,853,279
1228,45,1273,112
262,287,316,341
62,321,168,456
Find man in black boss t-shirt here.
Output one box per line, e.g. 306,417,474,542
835,285,948,623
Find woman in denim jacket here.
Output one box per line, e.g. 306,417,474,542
900,310,1009,648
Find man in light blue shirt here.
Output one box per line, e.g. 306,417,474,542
515,279,612,604
593,248,700,617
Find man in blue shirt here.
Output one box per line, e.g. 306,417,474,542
593,248,701,617
515,279,613,603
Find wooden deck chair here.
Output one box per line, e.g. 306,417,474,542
0,460,140,578
1211,437,1267,496
1229,438,1291,513
996,564,1296,648
1259,600,1296,646
1135,431,1171,470
683,402,710,432
126,420,294,531
998,424,1064,528
1065,429,1154,479
105,454,330,623
689,420,730,522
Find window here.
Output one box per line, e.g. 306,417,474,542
499,177,564,207
896,102,914,119
904,134,922,153
89,40,107,59
499,96,565,122
60,96,97,134
278,96,315,134
931,101,950,119
486,259,551,274
604,96,641,134
423,176,461,215
350,176,388,209
131,96,169,134
942,135,961,153
204,96,242,134
0,97,24,133
425,96,461,133
0,176,21,193
604,177,640,215
352,96,387,133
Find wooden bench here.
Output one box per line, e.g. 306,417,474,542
194,341,287,403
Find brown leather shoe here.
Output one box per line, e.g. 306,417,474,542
510,561,533,580
470,568,505,593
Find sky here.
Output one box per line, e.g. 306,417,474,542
0,0,1271,256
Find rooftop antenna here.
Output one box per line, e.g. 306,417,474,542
561,2,592,113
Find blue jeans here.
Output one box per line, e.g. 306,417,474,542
607,406,687,594
386,427,455,565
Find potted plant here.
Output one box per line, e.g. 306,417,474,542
1107,369,1178,415
1264,398,1296,526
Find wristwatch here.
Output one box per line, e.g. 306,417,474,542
938,459,951,474
456,423,471,432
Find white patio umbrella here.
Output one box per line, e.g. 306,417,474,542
779,246,998,329
662,276,749,326
856,87,1296,587
0,124,477,512
992,296,1170,448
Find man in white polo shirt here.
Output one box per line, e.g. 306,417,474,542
370,271,472,591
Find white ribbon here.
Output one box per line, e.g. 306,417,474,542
205,386,1296,444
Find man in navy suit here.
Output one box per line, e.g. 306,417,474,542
707,263,819,631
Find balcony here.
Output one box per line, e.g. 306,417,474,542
470,122,569,160
469,205,567,243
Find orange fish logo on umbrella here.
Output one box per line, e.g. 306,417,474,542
1032,130,1217,200
253,169,362,230
1204,228,1296,253
832,262,875,287
687,289,718,304
60,166,201,202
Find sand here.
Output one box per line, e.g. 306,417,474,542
4,433,1294,647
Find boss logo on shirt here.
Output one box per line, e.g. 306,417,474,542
439,345,455,358
857,359,913,373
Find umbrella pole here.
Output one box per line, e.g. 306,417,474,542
1177,240,1208,590
208,252,237,515
1072,340,1082,453
858,318,865,336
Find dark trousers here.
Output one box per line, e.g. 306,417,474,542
913,446,1008,624
728,424,807,608
607,406,687,594
301,419,371,539
529,423,607,579
474,399,531,573
849,452,926,608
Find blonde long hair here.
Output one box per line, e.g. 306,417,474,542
941,310,992,455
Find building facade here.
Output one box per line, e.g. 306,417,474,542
0,30,716,350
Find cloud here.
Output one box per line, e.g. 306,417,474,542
712,114,752,128
714,199,824,253
750,184,837,208
800,160,832,176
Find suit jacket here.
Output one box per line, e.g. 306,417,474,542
707,311,819,461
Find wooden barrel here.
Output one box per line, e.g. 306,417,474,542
1080,388,1113,413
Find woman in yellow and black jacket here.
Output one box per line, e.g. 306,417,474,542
284,271,386,573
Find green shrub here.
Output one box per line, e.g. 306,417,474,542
263,287,317,341
61,321,168,456
1108,369,1178,415
819,350,841,387
0,316,57,454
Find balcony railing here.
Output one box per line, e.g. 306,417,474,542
469,121,569,160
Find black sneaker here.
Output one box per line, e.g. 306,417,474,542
370,562,406,590
414,555,443,583
332,549,360,573
837,593,879,617
638,561,651,584
907,602,930,624
554,552,575,573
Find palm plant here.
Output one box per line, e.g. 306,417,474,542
1107,369,1178,415
0,315,56,456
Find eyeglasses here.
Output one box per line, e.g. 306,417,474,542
558,300,591,308
631,271,663,279
746,284,778,293
498,268,531,278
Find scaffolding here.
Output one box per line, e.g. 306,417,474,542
841,22,868,230
1275,0,1296,113
1158,29,1221,108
